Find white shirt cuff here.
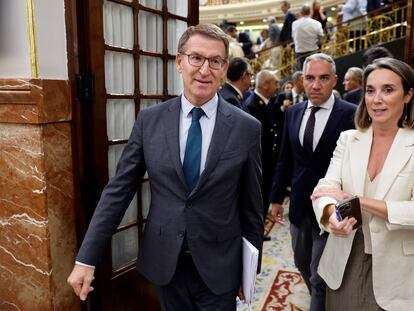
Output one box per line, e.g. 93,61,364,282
75,261,95,269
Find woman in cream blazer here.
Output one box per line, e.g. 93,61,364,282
311,58,414,310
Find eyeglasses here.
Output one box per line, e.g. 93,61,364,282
180,53,226,70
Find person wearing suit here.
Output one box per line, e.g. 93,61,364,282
67,24,264,311
270,53,356,311
245,70,281,240
343,67,363,105
219,57,251,110
311,58,414,310
279,1,297,43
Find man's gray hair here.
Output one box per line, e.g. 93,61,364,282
347,67,363,85
291,71,303,84
303,53,336,74
255,70,274,89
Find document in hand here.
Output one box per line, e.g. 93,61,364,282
242,237,259,309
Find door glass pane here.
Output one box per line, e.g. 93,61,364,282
139,0,162,10
112,227,138,270
108,144,126,178
140,99,162,110
167,0,188,17
138,11,163,53
107,143,138,227
106,99,135,141
139,56,163,94
168,60,183,95
141,181,151,219
103,1,133,49
105,51,134,95
167,19,187,54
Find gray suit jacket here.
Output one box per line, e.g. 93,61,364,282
76,96,264,295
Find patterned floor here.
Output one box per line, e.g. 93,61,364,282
237,209,310,311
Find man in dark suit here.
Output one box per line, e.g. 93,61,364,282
245,70,281,240
279,0,296,43
219,57,251,110
343,67,363,105
67,24,264,311
275,71,307,110
270,53,356,311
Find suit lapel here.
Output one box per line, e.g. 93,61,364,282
193,99,233,195
293,102,307,150
163,97,187,188
349,128,372,196
375,128,414,199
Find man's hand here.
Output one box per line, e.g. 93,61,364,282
271,203,284,224
67,264,95,301
238,285,245,301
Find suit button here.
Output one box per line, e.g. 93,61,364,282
178,231,185,238
187,203,192,208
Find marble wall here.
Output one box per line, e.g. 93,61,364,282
0,79,79,310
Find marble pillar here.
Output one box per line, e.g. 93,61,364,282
0,79,79,310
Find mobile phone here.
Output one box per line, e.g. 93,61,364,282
335,196,362,229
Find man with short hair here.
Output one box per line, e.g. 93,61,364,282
245,70,281,240
270,53,356,311
219,57,251,110
279,0,297,43
226,25,244,59
292,5,324,70
343,67,363,104
67,24,263,311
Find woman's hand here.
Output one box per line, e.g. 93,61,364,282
310,185,352,202
328,212,357,237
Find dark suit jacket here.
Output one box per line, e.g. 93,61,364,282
245,93,284,199
219,82,244,110
343,87,362,105
269,97,356,229
280,11,296,43
76,96,264,295
275,91,307,107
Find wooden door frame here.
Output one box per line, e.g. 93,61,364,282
65,0,199,309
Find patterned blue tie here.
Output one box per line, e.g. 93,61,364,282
183,108,204,192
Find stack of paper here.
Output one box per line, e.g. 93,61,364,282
242,237,259,310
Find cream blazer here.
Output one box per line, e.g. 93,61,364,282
313,128,414,311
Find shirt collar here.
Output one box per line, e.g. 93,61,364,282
226,82,243,99
307,93,335,110
181,93,218,119
254,90,270,105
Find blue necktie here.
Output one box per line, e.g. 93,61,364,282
183,108,204,192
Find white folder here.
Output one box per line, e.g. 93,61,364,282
242,237,259,309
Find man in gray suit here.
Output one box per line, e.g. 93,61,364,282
67,24,264,311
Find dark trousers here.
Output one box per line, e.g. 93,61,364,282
156,251,238,311
290,218,328,311
295,50,317,71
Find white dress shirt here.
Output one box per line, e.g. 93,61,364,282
299,93,335,151
179,94,218,174
292,16,324,53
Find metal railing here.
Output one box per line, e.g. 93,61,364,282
201,0,256,5
251,0,407,78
